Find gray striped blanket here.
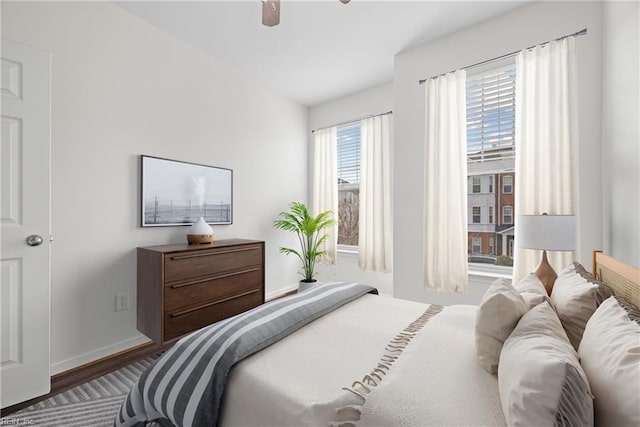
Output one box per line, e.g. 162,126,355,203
114,282,378,427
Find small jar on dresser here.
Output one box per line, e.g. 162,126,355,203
137,239,265,345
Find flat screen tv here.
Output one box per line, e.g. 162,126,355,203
140,155,233,227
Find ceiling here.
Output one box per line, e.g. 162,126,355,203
116,1,529,107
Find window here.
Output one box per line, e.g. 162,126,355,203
472,176,481,193
337,124,361,247
503,175,513,194
472,206,481,223
503,206,513,224
472,236,481,254
466,64,516,269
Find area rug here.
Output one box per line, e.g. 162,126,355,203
1,354,159,427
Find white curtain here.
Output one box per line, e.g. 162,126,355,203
424,70,468,293
358,114,392,273
513,36,579,282
312,127,338,264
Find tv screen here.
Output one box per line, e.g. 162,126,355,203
140,155,233,227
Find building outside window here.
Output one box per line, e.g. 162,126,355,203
488,206,493,224
472,236,481,254
336,123,360,247
472,206,481,223
503,206,513,224
503,175,513,194
472,176,481,193
488,236,495,255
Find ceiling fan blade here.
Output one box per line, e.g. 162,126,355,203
262,0,280,27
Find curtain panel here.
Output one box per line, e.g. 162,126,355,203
358,114,392,273
423,70,468,293
312,127,338,264
513,36,579,282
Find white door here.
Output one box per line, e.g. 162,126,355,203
1,38,51,408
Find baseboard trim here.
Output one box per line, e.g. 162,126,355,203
1,340,172,417
265,284,297,301
51,335,151,375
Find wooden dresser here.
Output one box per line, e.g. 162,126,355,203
137,239,265,344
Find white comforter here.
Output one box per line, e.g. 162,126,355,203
219,294,505,426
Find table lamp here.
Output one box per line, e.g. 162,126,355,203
516,213,576,295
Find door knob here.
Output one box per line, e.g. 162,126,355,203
26,235,44,247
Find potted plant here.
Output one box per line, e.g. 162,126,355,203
273,202,337,291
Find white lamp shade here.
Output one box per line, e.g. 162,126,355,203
516,215,576,251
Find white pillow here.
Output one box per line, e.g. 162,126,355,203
520,291,550,308
499,302,594,427
475,278,530,374
579,296,640,427
515,273,548,296
550,262,613,350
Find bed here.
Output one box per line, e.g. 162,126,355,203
115,251,640,427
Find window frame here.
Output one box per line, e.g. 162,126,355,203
472,206,481,224
472,236,482,254
503,205,513,224
472,176,481,193
466,62,516,278
336,122,362,250
503,175,513,194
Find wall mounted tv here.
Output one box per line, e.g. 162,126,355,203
140,155,233,227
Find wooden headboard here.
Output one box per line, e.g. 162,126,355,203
592,250,640,308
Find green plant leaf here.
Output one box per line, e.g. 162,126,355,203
273,202,337,281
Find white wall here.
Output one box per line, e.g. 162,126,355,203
602,1,640,268
309,82,394,296
2,1,308,373
393,1,604,304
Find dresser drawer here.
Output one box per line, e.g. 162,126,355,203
164,289,263,341
164,245,262,283
138,239,265,345
164,267,263,313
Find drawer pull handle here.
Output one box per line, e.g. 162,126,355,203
169,289,261,318
170,246,260,261
170,267,261,289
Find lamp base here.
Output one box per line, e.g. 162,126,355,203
535,250,557,296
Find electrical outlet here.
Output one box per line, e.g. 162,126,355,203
115,292,129,311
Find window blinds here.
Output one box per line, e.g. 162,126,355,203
466,66,516,165
337,124,361,185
